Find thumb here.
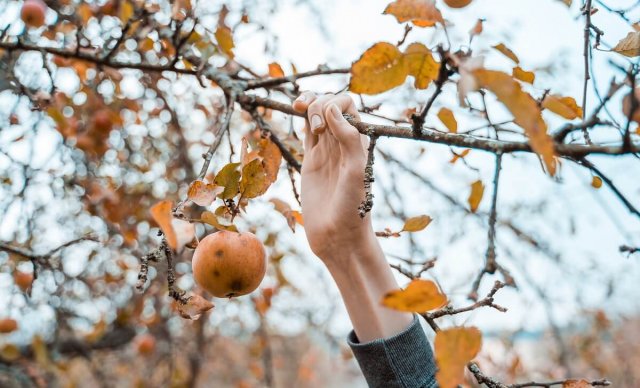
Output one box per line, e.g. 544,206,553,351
325,104,362,154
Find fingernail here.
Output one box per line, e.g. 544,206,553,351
328,104,341,119
297,94,307,102
310,114,322,131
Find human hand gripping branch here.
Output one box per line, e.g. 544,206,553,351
292,92,413,343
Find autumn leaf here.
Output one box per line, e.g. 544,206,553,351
468,180,484,213
175,294,214,320
444,0,473,8
119,0,134,24
612,31,640,57
435,327,483,388
172,218,196,251
0,344,20,362
469,19,483,37
201,210,238,232
402,215,433,232
215,26,235,59
563,380,592,388
493,43,519,64
150,200,178,250
187,180,221,206
542,95,583,120
512,66,535,84
349,42,407,95
256,138,282,183
591,176,602,189
384,0,444,27
404,43,440,89
214,162,241,199
270,198,301,232
437,108,457,133
240,158,268,198
473,69,556,175
268,62,285,77
382,279,447,312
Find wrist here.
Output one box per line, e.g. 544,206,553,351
317,224,378,266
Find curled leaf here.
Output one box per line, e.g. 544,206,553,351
382,279,447,312
468,180,484,213
176,294,214,320
201,211,237,232
187,180,221,206
612,31,640,57
150,200,178,250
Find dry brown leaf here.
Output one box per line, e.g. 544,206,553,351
612,31,640,57
187,180,221,206
176,294,214,320
215,26,235,59
383,0,444,27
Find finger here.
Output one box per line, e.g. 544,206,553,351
292,91,317,113
307,94,334,135
324,93,360,119
324,103,363,156
302,120,318,150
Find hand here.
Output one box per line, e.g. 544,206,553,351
292,92,373,263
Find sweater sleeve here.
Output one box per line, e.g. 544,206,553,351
347,314,438,388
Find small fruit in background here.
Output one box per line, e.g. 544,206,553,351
192,231,266,298
21,0,47,28
0,319,18,334
135,334,156,355
14,271,33,292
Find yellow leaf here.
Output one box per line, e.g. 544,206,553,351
349,42,407,95
215,26,235,59
270,198,300,232
214,162,241,199
0,344,20,362
435,327,482,388
150,200,178,250
492,43,519,64
437,107,457,133
612,31,640,57
201,211,237,232
404,42,440,89
383,0,444,27
512,66,535,84
591,176,602,189
402,215,433,232
450,149,470,163
187,180,221,206
119,0,134,24
473,69,556,175
240,159,268,198
542,95,583,120
268,62,285,78
468,180,484,213
32,335,52,370
382,279,447,312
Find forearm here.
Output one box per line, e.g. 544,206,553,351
323,232,413,343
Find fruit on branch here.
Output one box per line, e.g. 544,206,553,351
0,318,18,334
192,231,266,298
13,271,33,292
20,0,47,28
135,334,156,355
444,0,473,8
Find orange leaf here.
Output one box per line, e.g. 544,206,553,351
542,95,583,120
468,180,484,213
435,327,483,388
150,200,178,250
268,62,285,78
349,42,407,95
437,108,457,133
382,279,447,312
384,0,444,27
450,149,470,163
404,43,440,89
492,43,519,64
469,19,483,37
257,138,282,183
270,198,300,232
200,210,237,232
402,215,433,232
175,294,214,320
215,26,235,59
512,66,535,84
473,69,556,175
591,176,602,189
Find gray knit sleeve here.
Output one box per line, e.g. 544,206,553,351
347,314,438,388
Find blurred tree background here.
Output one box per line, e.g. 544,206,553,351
0,0,639,387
